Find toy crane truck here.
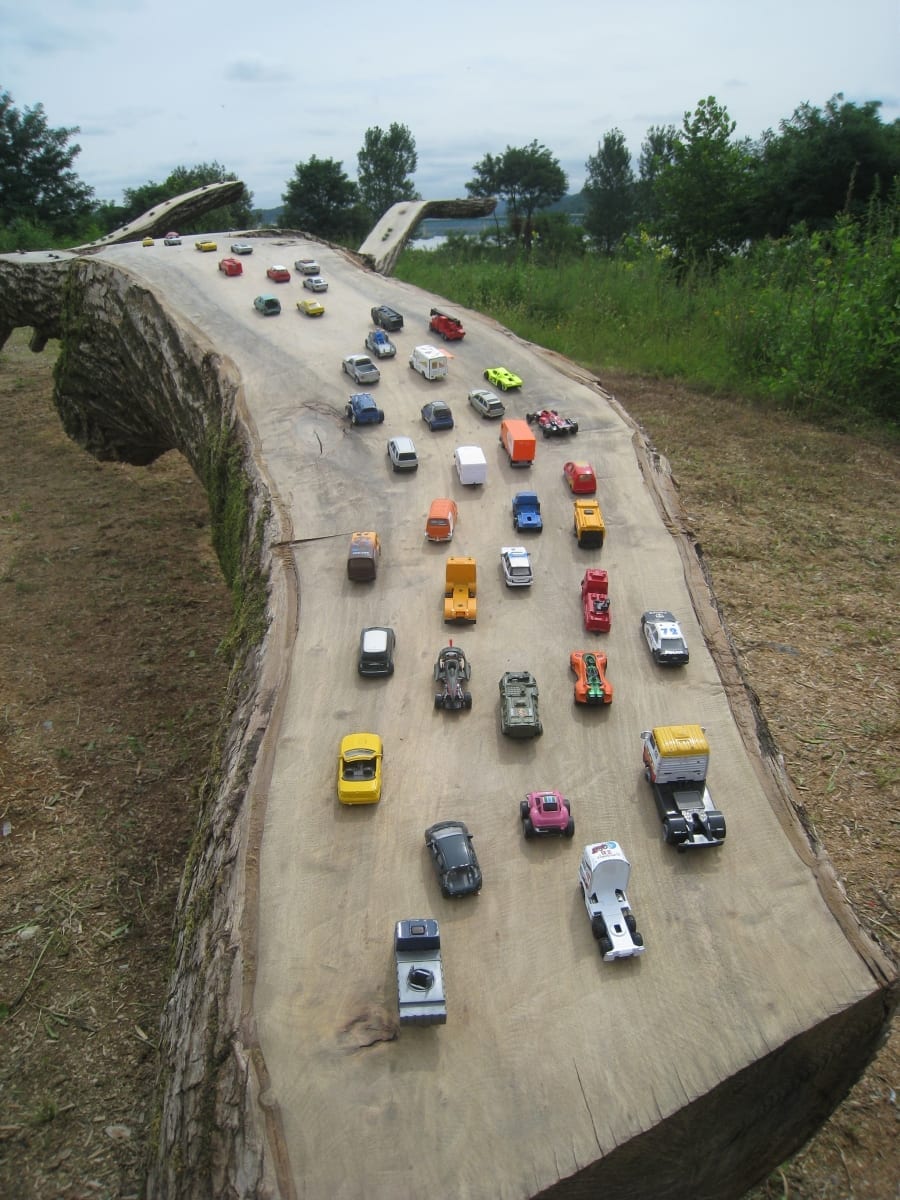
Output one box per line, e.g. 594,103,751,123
394,918,447,1026
578,841,645,960
640,724,727,850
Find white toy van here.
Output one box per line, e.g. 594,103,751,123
409,344,449,381
453,445,487,485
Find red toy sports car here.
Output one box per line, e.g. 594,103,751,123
218,256,243,276
526,408,578,436
581,569,611,632
266,264,291,282
520,790,574,838
570,649,613,705
563,461,597,494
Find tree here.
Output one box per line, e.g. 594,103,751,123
749,95,900,238
637,124,677,224
467,141,568,248
117,161,253,233
583,129,636,254
651,97,753,268
0,89,94,231
282,156,363,242
356,123,419,219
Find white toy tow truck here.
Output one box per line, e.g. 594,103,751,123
578,842,646,960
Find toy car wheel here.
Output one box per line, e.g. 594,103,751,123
526,413,535,423
571,422,579,434
632,931,644,947
434,694,444,709
483,370,490,381
519,800,530,818
625,913,637,935
535,722,543,736
379,413,384,423
599,935,614,956
463,692,472,709
351,413,357,426
591,914,607,941
523,817,535,839
564,818,575,838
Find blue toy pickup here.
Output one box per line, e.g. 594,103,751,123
512,491,543,532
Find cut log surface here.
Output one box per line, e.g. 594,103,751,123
1,229,893,1200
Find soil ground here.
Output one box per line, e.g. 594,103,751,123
0,332,896,1198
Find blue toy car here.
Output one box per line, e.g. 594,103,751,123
345,393,385,425
512,491,543,532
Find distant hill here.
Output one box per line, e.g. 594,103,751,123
253,206,284,226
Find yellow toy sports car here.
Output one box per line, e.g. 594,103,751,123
337,733,383,804
195,239,218,252
297,298,325,317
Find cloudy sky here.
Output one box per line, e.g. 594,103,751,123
3,0,898,211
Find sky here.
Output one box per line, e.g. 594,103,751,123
2,0,898,211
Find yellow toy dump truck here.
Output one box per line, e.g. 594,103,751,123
573,499,605,548
443,557,477,623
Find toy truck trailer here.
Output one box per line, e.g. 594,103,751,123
395,918,447,1026
578,841,645,960
499,418,537,467
641,724,726,849
444,557,477,623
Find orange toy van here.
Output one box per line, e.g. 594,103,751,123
425,499,458,542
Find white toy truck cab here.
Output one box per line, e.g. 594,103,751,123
641,724,726,849
578,841,645,960
395,918,447,1025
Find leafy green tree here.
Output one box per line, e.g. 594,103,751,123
356,123,419,219
651,97,753,268
637,124,677,224
583,129,636,254
117,161,253,233
750,95,900,238
282,156,363,242
467,141,568,248
0,89,94,231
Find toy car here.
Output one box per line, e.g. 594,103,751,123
526,408,578,436
433,643,472,710
641,610,690,665
164,232,181,246
429,308,465,341
421,401,454,431
500,546,533,587
499,671,542,738
371,304,404,331
297,298,325,317
468,388,505,419
520,791,574,839
342,354,381,385
443,557,477,623
347,531,381,580
573,499,605,548
512,491,542,532
570,649,613,705
230,241,253,254
563,461,597,493
337,733,383,804
345,393,384,425
195,240,218,252
218,256,242,276
582,570,611,632
252,295,281,316
141,236,154,247
641,725,726,849
294,257,320,274
424,821,482,897
578,841,645,960
303,275,328,292
365,329,397,359
387,436,418,472
395,918,447,1025
267,264,291,282
483,366,522,391
358,627,395,676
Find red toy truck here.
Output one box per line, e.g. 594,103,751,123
581,569,611,632
429,307,466,341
